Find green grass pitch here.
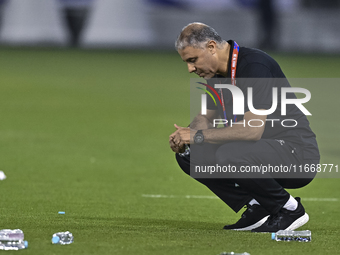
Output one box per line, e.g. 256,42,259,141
0,47,339,254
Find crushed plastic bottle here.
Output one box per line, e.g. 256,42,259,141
0,240,28,250
0,229,28,250
272,230,311,242
52,231,74,245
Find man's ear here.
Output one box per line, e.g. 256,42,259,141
206,40,217,54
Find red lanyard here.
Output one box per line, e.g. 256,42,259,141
220,41,239,126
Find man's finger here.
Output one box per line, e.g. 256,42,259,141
178,140,186,148
169,140,178,152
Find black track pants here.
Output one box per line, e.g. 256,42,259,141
176,139,318,215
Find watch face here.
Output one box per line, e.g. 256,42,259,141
194,133,204,144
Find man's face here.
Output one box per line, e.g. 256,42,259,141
178,45,218,79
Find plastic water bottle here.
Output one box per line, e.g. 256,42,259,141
0,229,28,250
52,231,74,245
178,144,190,157
272,230,311,242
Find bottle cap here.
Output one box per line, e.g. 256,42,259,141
271,233,275,240
52,236,60,244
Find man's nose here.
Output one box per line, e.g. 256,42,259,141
187,63,196,73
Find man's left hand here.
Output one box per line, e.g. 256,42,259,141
170,124,195,148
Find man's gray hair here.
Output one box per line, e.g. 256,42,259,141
175,22,225,50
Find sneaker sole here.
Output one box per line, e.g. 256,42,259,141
231,216,270,231
285,213,309,231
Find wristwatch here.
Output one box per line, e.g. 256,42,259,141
194,130,204,144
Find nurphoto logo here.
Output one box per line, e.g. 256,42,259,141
198,82,311,128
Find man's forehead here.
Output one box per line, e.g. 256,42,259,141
179,46,204,59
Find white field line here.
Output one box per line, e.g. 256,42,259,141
141,194,338,202
302,198,338,202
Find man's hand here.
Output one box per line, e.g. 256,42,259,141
169,136,185,153
169,124,195,153
172,124,194,147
